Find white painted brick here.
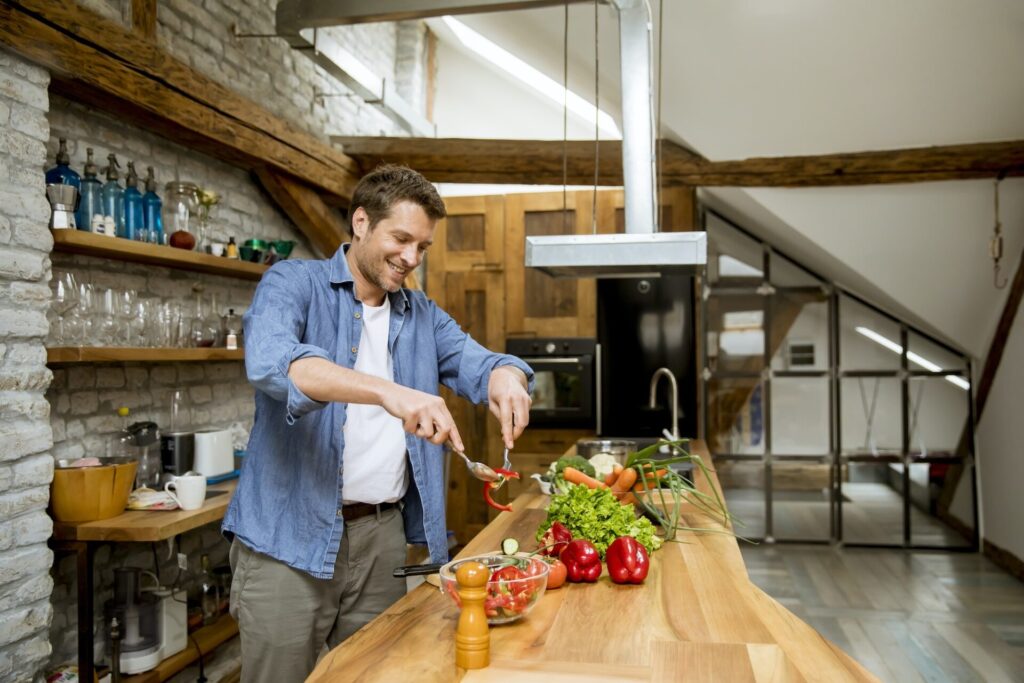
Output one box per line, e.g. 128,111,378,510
0,603,51,649
177,364,203,383
0,215,10,244
0,248,45,280
68,391,99,415
84,414,120,434
8,218,51,251
0,75,47,111
0,393,48,420
0,190,49,223
0,422,51,461
205,362,241,381
49,415,65,442
0,467,12,494
0,487,48,522
8,281,50,307
98,388,153,410
0,309,46,339
12,456,51,490
52,392,69,415
125,367,149,389
0,368,50,392
9,103,49,142
0,573,51,615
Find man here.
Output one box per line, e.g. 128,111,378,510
222,165,533,682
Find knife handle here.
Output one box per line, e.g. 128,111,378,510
392,563,444,578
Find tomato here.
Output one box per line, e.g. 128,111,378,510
545,559,567,590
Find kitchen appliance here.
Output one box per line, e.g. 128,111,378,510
160,431,195,477
104,568,186,675
46,183,79,230
193,429,234,478
506,338,595,429
597,274,697,439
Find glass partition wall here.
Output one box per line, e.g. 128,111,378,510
701,211,977,550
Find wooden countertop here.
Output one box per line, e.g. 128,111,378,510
308,442,878,683
52,480,237,542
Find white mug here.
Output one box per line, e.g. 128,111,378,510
165,473,207,511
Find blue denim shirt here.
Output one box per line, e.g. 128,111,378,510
223,245,534,579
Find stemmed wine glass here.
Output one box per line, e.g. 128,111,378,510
48,270,80,346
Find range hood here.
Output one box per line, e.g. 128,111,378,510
525,0,707,278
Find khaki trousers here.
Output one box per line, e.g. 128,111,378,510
229,507,407,683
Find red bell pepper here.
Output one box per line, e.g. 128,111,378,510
538,521,573,557
606,536,650,584
483,468,520,512
560,539,601,582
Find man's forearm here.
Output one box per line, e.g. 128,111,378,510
288,357,389,406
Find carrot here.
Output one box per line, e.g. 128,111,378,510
611,467,638,497
633,469,668,491
563,466,607,490
619,492,637,506
603,464,624,487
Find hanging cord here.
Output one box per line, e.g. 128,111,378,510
656,0,664,230
592,0,599,234
991,174,1008,289
562,2,569,232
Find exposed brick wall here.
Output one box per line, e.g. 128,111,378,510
0,47,56,682
5,0,432,678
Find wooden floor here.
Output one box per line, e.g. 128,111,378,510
740,543,1024,682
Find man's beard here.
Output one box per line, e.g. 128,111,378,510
355,248,402,294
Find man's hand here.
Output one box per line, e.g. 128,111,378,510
488,366,531,449
382,384,465,452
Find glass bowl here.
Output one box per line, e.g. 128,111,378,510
439,553,548,625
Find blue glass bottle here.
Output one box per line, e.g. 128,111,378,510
101,154,124,237
142,166,163,244
45,138,81,190
76,148,103,232
123,161,144,241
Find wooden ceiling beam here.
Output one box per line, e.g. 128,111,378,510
254,169,349,257
0,1,359,210
335,136,1024,187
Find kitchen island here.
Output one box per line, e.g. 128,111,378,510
308,442,877,682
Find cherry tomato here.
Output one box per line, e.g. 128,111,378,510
545,559,567,590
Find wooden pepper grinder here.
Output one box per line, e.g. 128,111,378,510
454,560,490,669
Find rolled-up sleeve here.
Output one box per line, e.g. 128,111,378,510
244,262,333,424
432,302,534,403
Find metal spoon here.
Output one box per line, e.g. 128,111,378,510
449,445,501,482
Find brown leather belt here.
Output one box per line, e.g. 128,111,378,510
341,501,398,521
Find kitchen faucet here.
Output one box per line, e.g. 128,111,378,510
648,367,679,440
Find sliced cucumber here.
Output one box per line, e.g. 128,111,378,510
501,537,520,555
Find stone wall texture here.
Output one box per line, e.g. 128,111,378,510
0,0,430,678
0,47,56,683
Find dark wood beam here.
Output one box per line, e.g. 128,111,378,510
254,169,349,258
0,1,359,205
130,0,156,41
976,244,1024,419
335,136,1024,187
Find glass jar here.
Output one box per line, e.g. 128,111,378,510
162,181,199,248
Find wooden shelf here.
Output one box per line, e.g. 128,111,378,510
46,347,245,365
122,613,239,683
52,481,236,543
51,229,268,281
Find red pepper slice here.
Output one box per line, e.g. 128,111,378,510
483,468,520,512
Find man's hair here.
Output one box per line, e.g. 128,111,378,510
349,164,446,230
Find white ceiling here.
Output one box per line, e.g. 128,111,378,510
428,0,1024,358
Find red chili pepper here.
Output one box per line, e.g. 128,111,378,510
605,536,650,585
483,468,519,512
560,539,602,582
538,521,573,557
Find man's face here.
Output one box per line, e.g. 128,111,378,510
350,200,435,298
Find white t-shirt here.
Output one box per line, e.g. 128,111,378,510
341,296,409,504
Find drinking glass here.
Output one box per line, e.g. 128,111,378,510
48,270,79,345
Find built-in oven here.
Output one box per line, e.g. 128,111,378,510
506,338,596,429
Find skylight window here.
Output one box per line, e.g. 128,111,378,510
442,16,621,139
855,327,970,391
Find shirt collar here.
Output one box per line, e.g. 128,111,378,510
328,242,409,313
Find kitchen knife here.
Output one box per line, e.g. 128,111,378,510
392,563,444,578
